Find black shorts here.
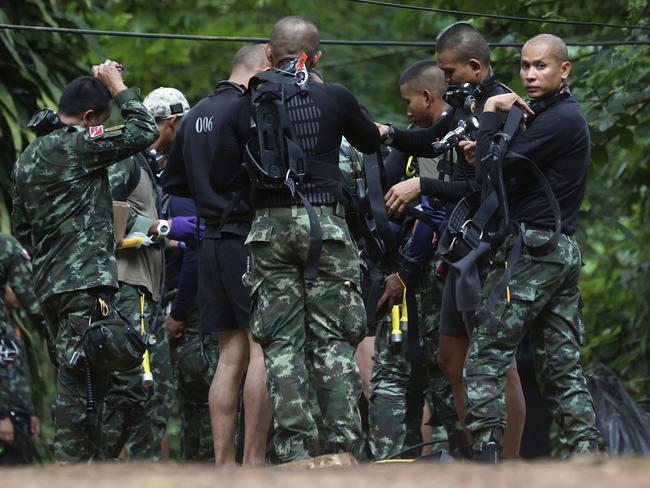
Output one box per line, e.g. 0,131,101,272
199,234,250,333
439,270,473,338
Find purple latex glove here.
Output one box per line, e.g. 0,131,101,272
169,216,204,243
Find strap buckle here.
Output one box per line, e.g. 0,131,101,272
284,169,301,198
461,219,483,248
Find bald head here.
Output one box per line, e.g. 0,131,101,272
400,60,447,99
268,16,320,67
232,44,270,72
523,34,568,63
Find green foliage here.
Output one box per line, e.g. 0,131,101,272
1,0,650,462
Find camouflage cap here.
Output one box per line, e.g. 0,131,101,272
143,87,190,120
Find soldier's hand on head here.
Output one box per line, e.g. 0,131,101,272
459,140,477,166
0,416,14,445
164,313,184,339
91,59,128,97
30,415,40,437
385,177,421,218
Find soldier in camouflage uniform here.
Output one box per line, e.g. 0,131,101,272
101,87,195,460
11,61,159,463
366,60,455,460
0,234,41,464
211,17,381,462
465,35,601,461
164,194,219,462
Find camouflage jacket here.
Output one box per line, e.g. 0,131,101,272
11,88,159,301
1,321,35,415
0,234,39,415
0,233,39,321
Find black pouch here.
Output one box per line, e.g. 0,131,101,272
82,317,147,372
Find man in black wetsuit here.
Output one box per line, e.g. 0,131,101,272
466,33,602,462
210,17,381,462
163,45,272,465
376,22,525,458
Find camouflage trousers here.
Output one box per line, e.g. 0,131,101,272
145,313,175,461
367,316,412,460
247,208,365,462
41,289,110,463
171,328,218,462
465,230,602,452
418,272,465,456
97,283,157,460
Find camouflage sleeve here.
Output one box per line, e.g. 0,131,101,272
0,363,8,417
0,325,8,417
5,235,40,316
108,157,140,232
10,170,32,253
6,325,36,416
74,87,159,171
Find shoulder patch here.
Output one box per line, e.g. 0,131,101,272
105,124,125,132
89,125,104,139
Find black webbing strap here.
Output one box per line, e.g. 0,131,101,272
403,206,442,230
284,177,323,286
365,259,385,327
471,108,563,328
364,151,397,258
218,185,247,230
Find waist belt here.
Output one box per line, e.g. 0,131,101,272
255,203,345,219
204,214,251,227
256,190,338,207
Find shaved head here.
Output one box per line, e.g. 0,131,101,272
400,60,447,99
232,44,270,72
436,22,490,66
523,34,569,63
269,16,320,66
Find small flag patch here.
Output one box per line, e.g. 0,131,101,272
89,125,104,138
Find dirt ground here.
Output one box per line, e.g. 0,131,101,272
2,456,650,488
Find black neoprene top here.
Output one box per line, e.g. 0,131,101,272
163,82,253,231
476,95,589,235
209,78,381,208
389,81,509,204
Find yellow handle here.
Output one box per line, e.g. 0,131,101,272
140,293,153,386
399,288,408,330
118,236,146,250
391,305,401,337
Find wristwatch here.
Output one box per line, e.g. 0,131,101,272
156,219,170,238
384,123,396,145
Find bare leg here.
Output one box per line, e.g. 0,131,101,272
209,329,249,466
241,330,272,466
355,336,375,401
502,359,525,459
420,401,433,456
437,334,470,424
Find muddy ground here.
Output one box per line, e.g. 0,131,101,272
2,456,650,488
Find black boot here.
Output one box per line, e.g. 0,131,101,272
473,441,500,463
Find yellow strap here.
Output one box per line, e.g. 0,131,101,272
140,293,146,334
405,155,417,177
395,272,406,289
98,298,109,317
505,261,511,304
139,292,152,381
